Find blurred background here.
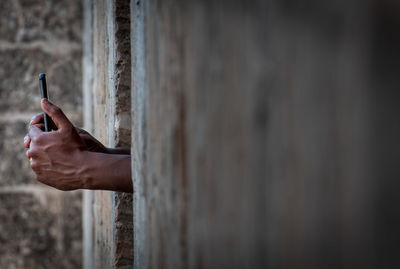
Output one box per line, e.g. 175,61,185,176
263,0,400,267
0,0,83,268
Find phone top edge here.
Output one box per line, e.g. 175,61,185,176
39,73,46,80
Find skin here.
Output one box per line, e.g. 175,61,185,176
24,98,132,193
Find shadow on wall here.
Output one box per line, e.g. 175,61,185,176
0,0,83,268
265,0,400,268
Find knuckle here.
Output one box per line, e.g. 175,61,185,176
33,134,45,144
31,162,39,170
61,126,74,138
63,124,73,132
24,136,30,147
27,149,38,159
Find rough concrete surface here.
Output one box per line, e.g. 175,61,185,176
130,0,400,269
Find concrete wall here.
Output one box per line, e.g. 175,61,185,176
82,0,133,268
131,1,268,268
0,0,83,268
130,0,400,268
80,0,400,268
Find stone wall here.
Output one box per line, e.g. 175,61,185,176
0,0,83,268
82,0,133,268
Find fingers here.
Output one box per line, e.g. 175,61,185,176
25,134,38,165
24,135,31,148
30,113,44,126
41,98,72,130
25,113,43,148
25,136,40,164
24,123,46,148
25,147,38,159
28,125,43,142
26,150,39,170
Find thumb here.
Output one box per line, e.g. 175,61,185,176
41,98,72,130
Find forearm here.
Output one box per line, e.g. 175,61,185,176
82,151,132,193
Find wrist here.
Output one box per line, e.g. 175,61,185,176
79,151,95,190
79,151,132,192
80,151,107,190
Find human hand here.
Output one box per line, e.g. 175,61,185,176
25,113,109,154
24,99,89,191
75,128,109,153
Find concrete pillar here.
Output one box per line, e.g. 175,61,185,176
82,0,133,268
130,1,269,268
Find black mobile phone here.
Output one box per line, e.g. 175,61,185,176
39,73,55,132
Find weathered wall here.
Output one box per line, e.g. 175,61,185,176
82,0,133,268
78,0,400,268
131,1,268,268
130,0,400,269
0,0,83,268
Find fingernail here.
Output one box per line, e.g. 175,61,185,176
24,136,28,142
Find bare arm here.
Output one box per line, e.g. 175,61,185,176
82,151,132,192
24,99,132,193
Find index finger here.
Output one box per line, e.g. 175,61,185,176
28,125,43,141
30,113,44,125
